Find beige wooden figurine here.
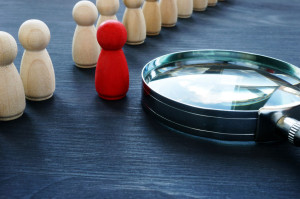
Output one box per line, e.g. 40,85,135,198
19,19,55,101
143,0,161,36
0,31,26,121
160,0,178,27
194,0,208,11
72,0,100,68
96,0,119,28
177,0,193,18
122,0,146,45
208,0,217,6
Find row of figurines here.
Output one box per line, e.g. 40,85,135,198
0,0,225,121
72,0,226,100
0,18,130,122
72,0,225,71
75,0,224,46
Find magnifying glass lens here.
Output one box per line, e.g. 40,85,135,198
147,63,300,111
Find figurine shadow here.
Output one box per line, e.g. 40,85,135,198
26,95,56,110
0,113,44,161
72,64,96,79
93,94,129,111
25,95,58,125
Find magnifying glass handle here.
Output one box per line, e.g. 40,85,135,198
276,117,300,146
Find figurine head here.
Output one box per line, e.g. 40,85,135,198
0,31,18,66
73,1,98,26
18,19,50,51
97,20,127,50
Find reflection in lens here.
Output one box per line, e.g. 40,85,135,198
147,63,300,111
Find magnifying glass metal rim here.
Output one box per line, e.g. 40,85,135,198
141,49,300,144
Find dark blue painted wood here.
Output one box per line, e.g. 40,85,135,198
0,0,300,198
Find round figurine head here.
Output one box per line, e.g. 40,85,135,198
123,0,144,8
0,31,18,66
18,19,50,51
96,0,119,16
97,20,127,50
73,1,98,26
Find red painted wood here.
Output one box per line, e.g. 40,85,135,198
95,20,129,100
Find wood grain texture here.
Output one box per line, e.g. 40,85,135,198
0,0,300,198
142,0,161,36
122,0,146,45
194,0,208,11
96,0,119,28
0,31,26,121
19,19,55,101
160,0,178,27
177,0,193,18
72,1,100,68
208,0,218,6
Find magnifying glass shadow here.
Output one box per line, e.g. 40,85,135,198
141,108,300,172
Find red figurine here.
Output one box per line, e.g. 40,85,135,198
95,20,129,100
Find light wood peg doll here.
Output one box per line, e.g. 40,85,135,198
0,31,26,121
72,0,100,68
122,0,146,45
177,0,193,18
143,0,162,36
160,0,178,27
19,19,56,101
96,0,119,28
194,0,208,11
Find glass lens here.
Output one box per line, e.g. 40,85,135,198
146,62,300,111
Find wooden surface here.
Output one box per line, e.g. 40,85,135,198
1,0,300,198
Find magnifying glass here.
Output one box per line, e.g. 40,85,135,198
141,50,300,146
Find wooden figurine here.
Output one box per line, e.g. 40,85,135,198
194,0,208,11
208,0,217,6
96,0,119,28
0,31,26,121
160,0,178,27
122,0,146,45
177,0,193,18
142,0,161,36
72,0,100,68
95,20,129,100
18,19,55,101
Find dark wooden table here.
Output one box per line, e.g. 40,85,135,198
1,0,300,198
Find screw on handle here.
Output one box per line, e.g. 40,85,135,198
277,117,300,146
288,121,300,146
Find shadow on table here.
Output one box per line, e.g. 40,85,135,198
141,107,300,170
0,113,43,158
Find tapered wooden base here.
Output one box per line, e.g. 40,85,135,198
178,14,192,18
126,40,145,45
26,93,53,101
194,8,206,11
208,3,217,6
162,23,176,27
75,63,97,68
147,31,160,36
0,112,24,121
